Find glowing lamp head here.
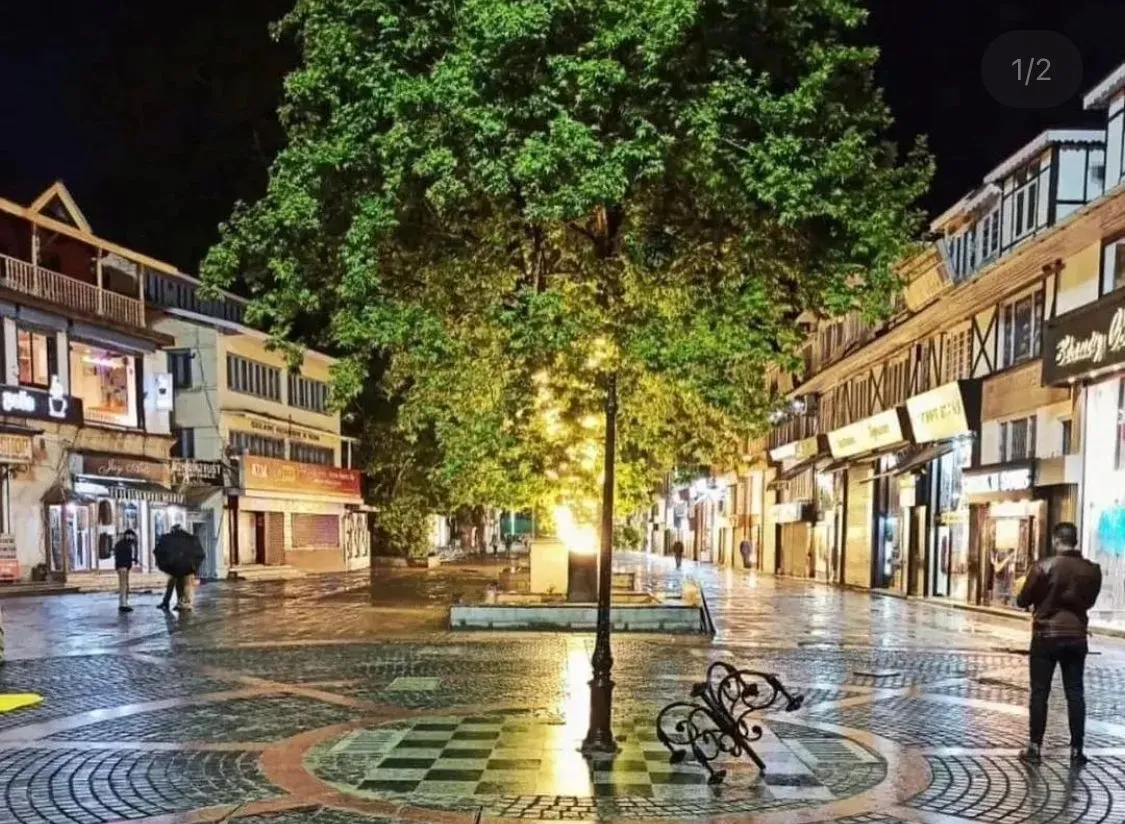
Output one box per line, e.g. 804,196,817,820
554,505,597,555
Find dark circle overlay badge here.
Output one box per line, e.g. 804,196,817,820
982,30,1082,109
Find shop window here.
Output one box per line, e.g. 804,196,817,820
172,428,196,459
288,373,329,414
229,431,285,459
290,442,334,466
1116,381,1125,472
1000,290,1045,368
69,342,137,428
17,328,54,388
168,350,193,390
943,327,972,383
1000,416,1037,462
226,354,281,402
1061,419,1074,456
1102,237,1125,296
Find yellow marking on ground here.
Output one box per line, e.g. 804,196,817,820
0,694,43,713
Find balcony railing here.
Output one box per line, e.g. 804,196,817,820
0,253,144,328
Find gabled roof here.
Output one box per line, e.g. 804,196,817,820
28,181,91,233
1084,62,1125,110
984,129,1104,184
929,184,1002,232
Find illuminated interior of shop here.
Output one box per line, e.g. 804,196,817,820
47,494,186,574
69,342,137,428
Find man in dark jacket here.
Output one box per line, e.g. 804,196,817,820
113,530,138,613
1016,522,1102,768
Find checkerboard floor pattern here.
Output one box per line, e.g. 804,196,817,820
328,713,862,805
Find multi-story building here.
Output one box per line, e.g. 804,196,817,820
150,292,368,578
750,61,1125,632
0,183,176,584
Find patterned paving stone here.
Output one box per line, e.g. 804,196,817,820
0,656,237,732
237,809,394,824
47,695,358,743
908,754,1125,823
0,748,278,823
306,711,886,819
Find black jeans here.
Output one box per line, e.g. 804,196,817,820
1029,637,1088,749
161,575,185,607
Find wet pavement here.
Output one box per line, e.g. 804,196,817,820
1,554,1125,823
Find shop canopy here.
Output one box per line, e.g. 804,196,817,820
71,476,185,505
860,442,955,483
767,453,828,489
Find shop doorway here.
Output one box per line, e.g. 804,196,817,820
253,512,267,565
981,501,1041,608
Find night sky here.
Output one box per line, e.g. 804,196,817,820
3,0,1125,273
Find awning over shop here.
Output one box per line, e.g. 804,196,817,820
893,442,955,476
72,476,186,505
766,454,826,489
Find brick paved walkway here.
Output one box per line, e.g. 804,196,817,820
2,555,1125,823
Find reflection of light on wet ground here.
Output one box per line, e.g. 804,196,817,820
537,638,596,795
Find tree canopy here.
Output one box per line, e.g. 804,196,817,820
203,0,931,548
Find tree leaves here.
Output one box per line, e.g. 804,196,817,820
203,0,930,544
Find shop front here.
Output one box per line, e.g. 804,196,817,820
768,435,828,579
1043,287,1125,628
812,469,844,583
171,459,233,580
235,455,365,573
903,380,981,601
962,461,1042,608
771,500,813,578
827,408,911,589
48,452,183,577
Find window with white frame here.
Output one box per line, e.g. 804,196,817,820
979,208,1001,264
1000,416,1037,462
943,326,973,383
1000,290,1045,368
290,442,335,466
17,327,54,388
229,430,285,459
1108,95,1125,190
288,373,330,414
227,355,281,402
1102,236,1125,296
70,342,138,428
1001,158,1050,249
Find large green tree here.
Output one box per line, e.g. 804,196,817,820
203,0,931,552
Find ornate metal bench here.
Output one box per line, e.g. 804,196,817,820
656,661,804,784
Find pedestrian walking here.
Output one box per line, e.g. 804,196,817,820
155,525,205,613
739,538,752,569
113,529,138,613
1016,522,1102,768
672,540,684,570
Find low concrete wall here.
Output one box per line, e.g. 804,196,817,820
449,603,707,633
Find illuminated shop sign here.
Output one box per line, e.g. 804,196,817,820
962,462,1034,499
1043,290,1125,385
827,409,904,459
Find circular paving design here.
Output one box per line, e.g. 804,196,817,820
304,710,888,820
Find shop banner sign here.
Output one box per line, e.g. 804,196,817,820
770,501,808,524
0,534,16,581
0,434,33,464
906,381,973,443
0,383,82,425
962,462,1033,499
242,455,362,498
827,409,904,459
171,459,226,487
229,413,332,445
1043,290,1125,385
769,435,822,464
80,454,170,486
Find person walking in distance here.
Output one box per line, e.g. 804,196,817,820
1016,522,1102,768
672,540,684,570
113,530,138,613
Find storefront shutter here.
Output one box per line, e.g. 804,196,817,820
292,514,340,549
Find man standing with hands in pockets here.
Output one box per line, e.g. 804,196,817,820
1016,522,1102,769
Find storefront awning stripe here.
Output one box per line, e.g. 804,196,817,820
773,453,828,483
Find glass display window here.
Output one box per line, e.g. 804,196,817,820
70,342,137,428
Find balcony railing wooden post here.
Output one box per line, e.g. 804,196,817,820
95,252,104,316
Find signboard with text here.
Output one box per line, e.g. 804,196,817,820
906,381,977,444
962,461,1034,501
1043,289,1125,385
170,459,227,487
770,501,809,524
227,413,332,445
0,433,33,464
827,409,905,459
0,384,82,425
0,534,18,581
242,455,362,498
768,435,823,464
80,454,170,486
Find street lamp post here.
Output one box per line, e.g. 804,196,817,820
582,372,619,755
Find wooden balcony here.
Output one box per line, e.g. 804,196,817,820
0,253,144,329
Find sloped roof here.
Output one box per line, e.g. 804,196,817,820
28,181,91,233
